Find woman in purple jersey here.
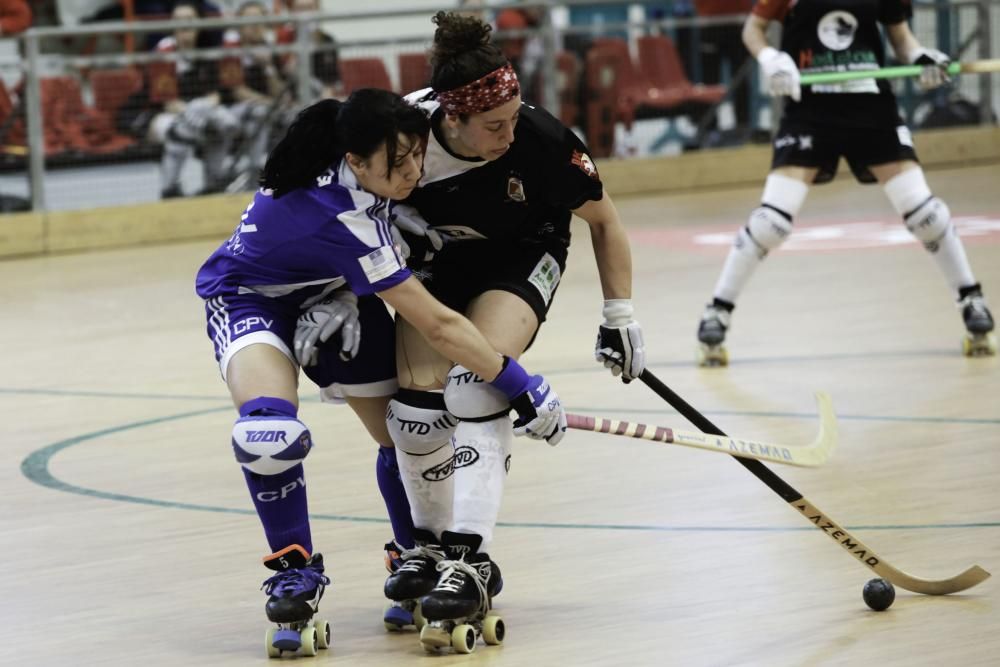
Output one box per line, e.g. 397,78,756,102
694,0,995,365
194,88,568,656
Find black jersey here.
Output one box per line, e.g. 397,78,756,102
754,0,912,128
403,89,604,248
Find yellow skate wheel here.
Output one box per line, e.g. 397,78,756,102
419,623,450,650
482,614,505,645
265,628,281,659
451,624,477,654
299,626,318,657
963,333,997,357
314,619,330,649
696,343,728,367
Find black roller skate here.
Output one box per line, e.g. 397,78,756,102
416,532,504,654
696,300,733,367
382,530,445,631
958,286,997,357
261,544,331,658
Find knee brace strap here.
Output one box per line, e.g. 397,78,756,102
387,389,457,454
443,365,510,422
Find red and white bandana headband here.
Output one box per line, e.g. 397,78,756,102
436,62,520,116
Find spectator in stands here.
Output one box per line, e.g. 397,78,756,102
0,0,31,35
276,0,341,100
495,4,544,103
223,0,290,183
151,1,241,197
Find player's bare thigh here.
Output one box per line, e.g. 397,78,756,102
345,395,393,444
395,289,539,391
227,343,299,408
772,165,820,184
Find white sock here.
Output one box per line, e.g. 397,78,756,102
395,441,454,540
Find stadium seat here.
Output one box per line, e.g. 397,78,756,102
89,68,144,118
637,35,727,107
339,58,393,94
398,52,431,94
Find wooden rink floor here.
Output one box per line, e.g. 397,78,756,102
3,164,998,666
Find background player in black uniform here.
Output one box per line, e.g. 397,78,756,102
695,0,996,364
375,12,646,643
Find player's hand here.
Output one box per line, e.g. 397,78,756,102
595,299,645,383
757,46,801,101
490,356,567,446
909,47,951,90
389,204,444,261
294,290,361,366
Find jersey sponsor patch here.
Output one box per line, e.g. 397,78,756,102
571,150,599,180
358,245,402,284
507,176,526,202
528,252,561,306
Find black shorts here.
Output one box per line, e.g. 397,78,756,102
771,118,919,184
421,239,569,326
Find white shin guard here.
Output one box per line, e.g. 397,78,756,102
387,392,458,539
449,416,514,552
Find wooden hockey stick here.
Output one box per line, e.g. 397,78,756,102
800,59,1000,85
566,392,836,468
639,369,990,595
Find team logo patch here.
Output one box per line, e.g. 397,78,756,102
817,11,858,51
527,253,561,306
571,150,599,179
507,176,526,202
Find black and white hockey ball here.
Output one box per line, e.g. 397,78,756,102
862,578,895,611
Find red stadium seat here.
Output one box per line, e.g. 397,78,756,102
339,58,393,94
398,52,431,94
637,35,727,107
89,67,144,117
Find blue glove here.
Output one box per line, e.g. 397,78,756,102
489,356,567,446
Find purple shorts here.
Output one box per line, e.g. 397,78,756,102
203,293,397,400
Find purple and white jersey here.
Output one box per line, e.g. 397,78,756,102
196,159,410,308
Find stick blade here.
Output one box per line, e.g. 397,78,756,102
883,564,991,595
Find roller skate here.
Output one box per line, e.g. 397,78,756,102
696,300,733,367
958,287,996,357
261,544,331,658
416,532,504,654
382,530,444,631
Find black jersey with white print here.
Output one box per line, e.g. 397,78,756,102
403,88,604,248
754,0,912,128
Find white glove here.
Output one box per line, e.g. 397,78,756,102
908,46,951,90
595,299,646,383
389,203,444,261
294,290,361,366
490,356,568,446
757,46,801,102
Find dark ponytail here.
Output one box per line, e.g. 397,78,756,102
260,89,429,198
429,11,508,93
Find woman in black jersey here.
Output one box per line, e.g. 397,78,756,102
371,11,646,645
695,0,995,365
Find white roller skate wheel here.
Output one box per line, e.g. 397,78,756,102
314,619,330,649
299,626,318,657
419,623,450,650
482,615,505,645
265,628,281,659
451,624,477,654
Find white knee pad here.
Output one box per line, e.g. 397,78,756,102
232,415,312,475
739,205,794,258
903,196,952,252
386,390,458,455
443,365,510,422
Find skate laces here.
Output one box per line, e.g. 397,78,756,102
397,544,446,574
262,565,330,597
958,293,990,315
433,559,490,615
702,305,731,329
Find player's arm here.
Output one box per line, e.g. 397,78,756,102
741,13,771,58
572,191,631,301
885,21,951,89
